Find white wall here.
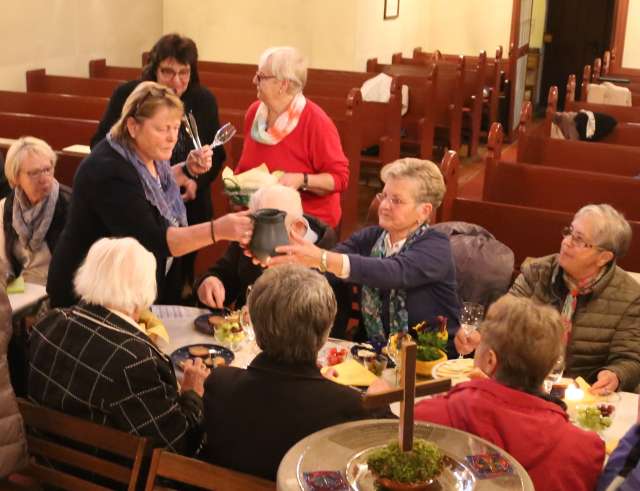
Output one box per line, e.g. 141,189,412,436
622,0,640,69
0,0,162,90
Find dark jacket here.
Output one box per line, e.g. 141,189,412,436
47,140,172,308
194,214,336,308
510,254,640,391
28,302,204,455
3,184,70,279
332,226,461,355
91,80,225,225
598,424,640,491
203,352,389,481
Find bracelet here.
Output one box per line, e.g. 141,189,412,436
210,220,217,244
302,173,309,190
183,162,197,180
319,251,328,273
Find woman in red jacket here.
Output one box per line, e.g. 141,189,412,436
235,46,349,229
415,295,604,491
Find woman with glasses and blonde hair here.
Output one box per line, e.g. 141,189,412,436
457,203,640,394
270,158,461,353
47,82,252,308
0,137,69,286
234,46,349,229
91,33,226,300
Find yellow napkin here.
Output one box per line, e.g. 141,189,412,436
606,438,620,455
222,164,284,190
7,276,25,294
138,309,170,346
321,359,378,387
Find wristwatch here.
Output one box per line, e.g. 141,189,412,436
302,173,309,190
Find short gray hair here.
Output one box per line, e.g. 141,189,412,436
248,264,337,363
380,158,446,207
74,237,157,315
258,46,308,94
574,204,631,258
4,136,57,188
249,184,304,229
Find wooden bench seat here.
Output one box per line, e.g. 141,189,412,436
566,74,640,122
0,90,108,120
0,112,97,150
26,69,122,98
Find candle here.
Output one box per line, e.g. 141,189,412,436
564,384,584,418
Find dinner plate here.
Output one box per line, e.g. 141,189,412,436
170,343,234,372
193,309,229,335
350,344,395,368
431,358,475,380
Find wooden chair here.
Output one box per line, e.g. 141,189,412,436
16,398,148,491
143,448,276,491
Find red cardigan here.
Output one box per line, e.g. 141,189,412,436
236,99,349,228
415,379,604,491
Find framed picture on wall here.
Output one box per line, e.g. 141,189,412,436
384,0,399,20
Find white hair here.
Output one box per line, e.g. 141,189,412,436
249,184,304,229
4,136,57,188
258,46,307,94
74,237,157,315
574,204,632,258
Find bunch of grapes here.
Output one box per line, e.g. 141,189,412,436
576,405,614,432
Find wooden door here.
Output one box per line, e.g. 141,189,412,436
539,0,615,108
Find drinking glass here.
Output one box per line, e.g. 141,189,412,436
458,302,485,358
212,122,237,148
543,355,565,393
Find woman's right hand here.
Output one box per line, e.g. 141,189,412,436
213,210,253,245
197,276,226,308
454,328,481,356
180,358,210,397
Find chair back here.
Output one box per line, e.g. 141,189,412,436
144,448,276,491
17,398,148,491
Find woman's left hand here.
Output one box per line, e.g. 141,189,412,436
181,178,197,202
278,172,305,189
186,145,213,176
270,230,322,269
590,369,619,395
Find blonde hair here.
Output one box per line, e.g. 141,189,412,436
4,136,57,188
380,158,446,207
74,237,157,315
109,81,184,146
481,295,564,391
258,46,308,94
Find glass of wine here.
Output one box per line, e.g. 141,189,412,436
212,122,237,148
458,302,485,358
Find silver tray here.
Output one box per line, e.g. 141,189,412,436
277,420,534,490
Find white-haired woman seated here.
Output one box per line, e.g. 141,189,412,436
29,237,209,456
457,204,640,394
234,46,349,229
0,137,69,286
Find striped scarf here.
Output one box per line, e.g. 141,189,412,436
560,267,607,342
250,93,307,145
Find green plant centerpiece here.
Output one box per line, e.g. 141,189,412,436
388,318,449,376
367,439,444,490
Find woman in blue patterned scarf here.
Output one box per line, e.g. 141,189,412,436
272,158,461,355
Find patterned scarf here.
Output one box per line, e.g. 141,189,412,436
559,266,607,341
250,93,307,145
360,225,428,341
12,179,59,251
107,134,187,227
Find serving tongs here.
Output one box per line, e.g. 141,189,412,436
182,113,202,150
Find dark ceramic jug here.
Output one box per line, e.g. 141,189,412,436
249,208,289,262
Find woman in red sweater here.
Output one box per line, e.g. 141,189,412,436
235,47,349,228
415,296,604,491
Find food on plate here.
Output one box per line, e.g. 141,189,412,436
326,347,348,366
367,438,444,487
204,356,228,369
576,405,614,432
213,311,246,347
434,359,475,378
188,345,210,358
207,315,226,327
363,354,388,376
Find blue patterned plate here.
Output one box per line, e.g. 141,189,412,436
170,343,234,371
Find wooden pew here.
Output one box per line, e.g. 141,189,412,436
439,198,640,273
26,69,122,98
565,74,640,123
0,90,108,120
0,112,97,150
547,85,640,147
581,63,640,107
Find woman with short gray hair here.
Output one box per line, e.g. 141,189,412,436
234,46,349,229
271,158,461,354
30,237,209,456
202,264,389,481
460,203,640,394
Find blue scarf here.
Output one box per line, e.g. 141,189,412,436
107,134,187,227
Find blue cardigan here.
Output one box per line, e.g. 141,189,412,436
333,226,461,355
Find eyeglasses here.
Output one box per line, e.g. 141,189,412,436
134,87,171,117
24,166,53,179
561,226,601,250
254,71,277,83
158,66,191,80
376,192,411,207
